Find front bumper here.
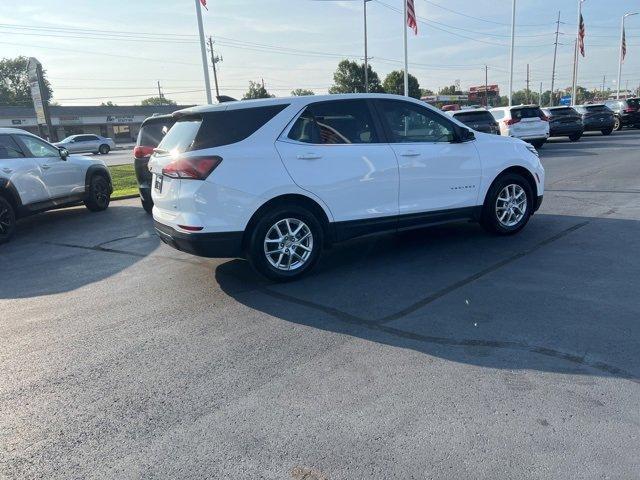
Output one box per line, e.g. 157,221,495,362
154,220,243,258
534,195,543,212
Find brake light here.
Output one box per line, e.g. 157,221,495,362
538,113,549,122
162,156,222,180
504,118,521,126
624,107,636,113
133,145,155,159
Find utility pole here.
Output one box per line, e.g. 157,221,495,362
526,63,530,104
402,0,409,96
602,75,606,100
550,10,561,106
157,81,163,100
208,36,222,97
363,0,370,92
484,65,488,107
194,0,212,104
508,0,516,106
539,82,542,105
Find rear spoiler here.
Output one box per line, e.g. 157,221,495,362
216,95,237,103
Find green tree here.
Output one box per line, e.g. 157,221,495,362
328,59,383,94
243,81,274,100
421,88,434,97
140,96,177,106
290,88,315,96
100,101,117,107
0,56,53,106
438,85,460,95
382,70,421,99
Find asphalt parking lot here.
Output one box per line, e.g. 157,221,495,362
1,130,639,479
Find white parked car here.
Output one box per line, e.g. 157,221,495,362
489,105,549,148
54,134,116,155
0,128,112,244
150,94,544,281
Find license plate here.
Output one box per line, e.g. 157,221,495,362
154,174,163,193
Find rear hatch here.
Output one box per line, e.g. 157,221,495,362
547,107,582,125
509,106,547,136
581,105,613,122
453,110,499,134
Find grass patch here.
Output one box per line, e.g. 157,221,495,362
109,164,139,199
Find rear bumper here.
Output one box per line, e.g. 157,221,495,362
154,220,243,258
549,124,583,136
582,119,615,131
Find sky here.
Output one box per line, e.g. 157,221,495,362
0,0,638,106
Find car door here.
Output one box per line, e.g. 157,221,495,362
16,134,84,199
0,134,49,205
84,135,100,152
275,99,399,234
374,99,482,221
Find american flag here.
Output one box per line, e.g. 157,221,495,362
622,27,627,62
200,0,208,11
407,0,417,35
578,14,585,57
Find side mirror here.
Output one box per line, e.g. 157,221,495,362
455,127,475,142
58,147,69,160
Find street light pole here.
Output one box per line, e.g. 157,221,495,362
364,0,370,92
571,0,585,106
617,12,638,99
550,10,561,106
508,0,516,106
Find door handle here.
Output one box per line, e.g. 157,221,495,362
41,164,51,170
296,153,322,160
399,150,420,157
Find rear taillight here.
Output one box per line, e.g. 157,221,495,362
539,113,549,122
162,156,222,180
133,145,155,159
504,118,521,126
624,107,636,113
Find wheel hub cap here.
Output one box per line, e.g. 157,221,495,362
264,218,313,271
495,184,527,227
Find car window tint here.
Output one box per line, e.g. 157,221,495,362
585,105,609,112
193,104,289,150
0,135,25,160
490,110,505,120
138,120,175,147
379,100,455,143
627,98,639,108
156,117,202,154
18,135,60,158
511,107,542,119
312,100,378,144
453,111,495,123
288,111,320,143
548,107,576,116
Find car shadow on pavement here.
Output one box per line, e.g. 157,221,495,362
215,213,640,382
0,204,159,299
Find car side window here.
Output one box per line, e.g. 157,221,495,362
288,100,378,144
378,100,455,143
18,135,60,158
0,135,25,160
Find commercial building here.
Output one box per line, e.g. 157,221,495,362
0,104,193,143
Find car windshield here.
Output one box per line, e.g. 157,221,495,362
453,111,495,123
61,136,75,142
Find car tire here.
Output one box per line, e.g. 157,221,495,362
613,117,622,131
98,144,110,154
0,196,16,245
480,173,533,236
142,198,154,214
568,133,582,142
601,127,613,135
84,175,111,212
247,205,323,282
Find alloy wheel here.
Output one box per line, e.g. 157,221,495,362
0,204,12,234
263,218,313,271
495,184,527,227
94,181,108,206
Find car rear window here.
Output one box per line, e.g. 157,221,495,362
548,107,576,116
584,105,609,112
490,110,505,120
138,119,175,148
453,111,495,123
157,104,288,153
627,98,639,108
510,107,542,119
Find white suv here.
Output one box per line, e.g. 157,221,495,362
0,128,112,244
489,105,550,148
150,94,544,281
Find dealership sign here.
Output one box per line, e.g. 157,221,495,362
106,115,135,123
27,58,47,125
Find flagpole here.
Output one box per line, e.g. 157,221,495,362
571,0,585,106
617,13,638,99
195,0,213,104
403,0,409,96
508,0,516,106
